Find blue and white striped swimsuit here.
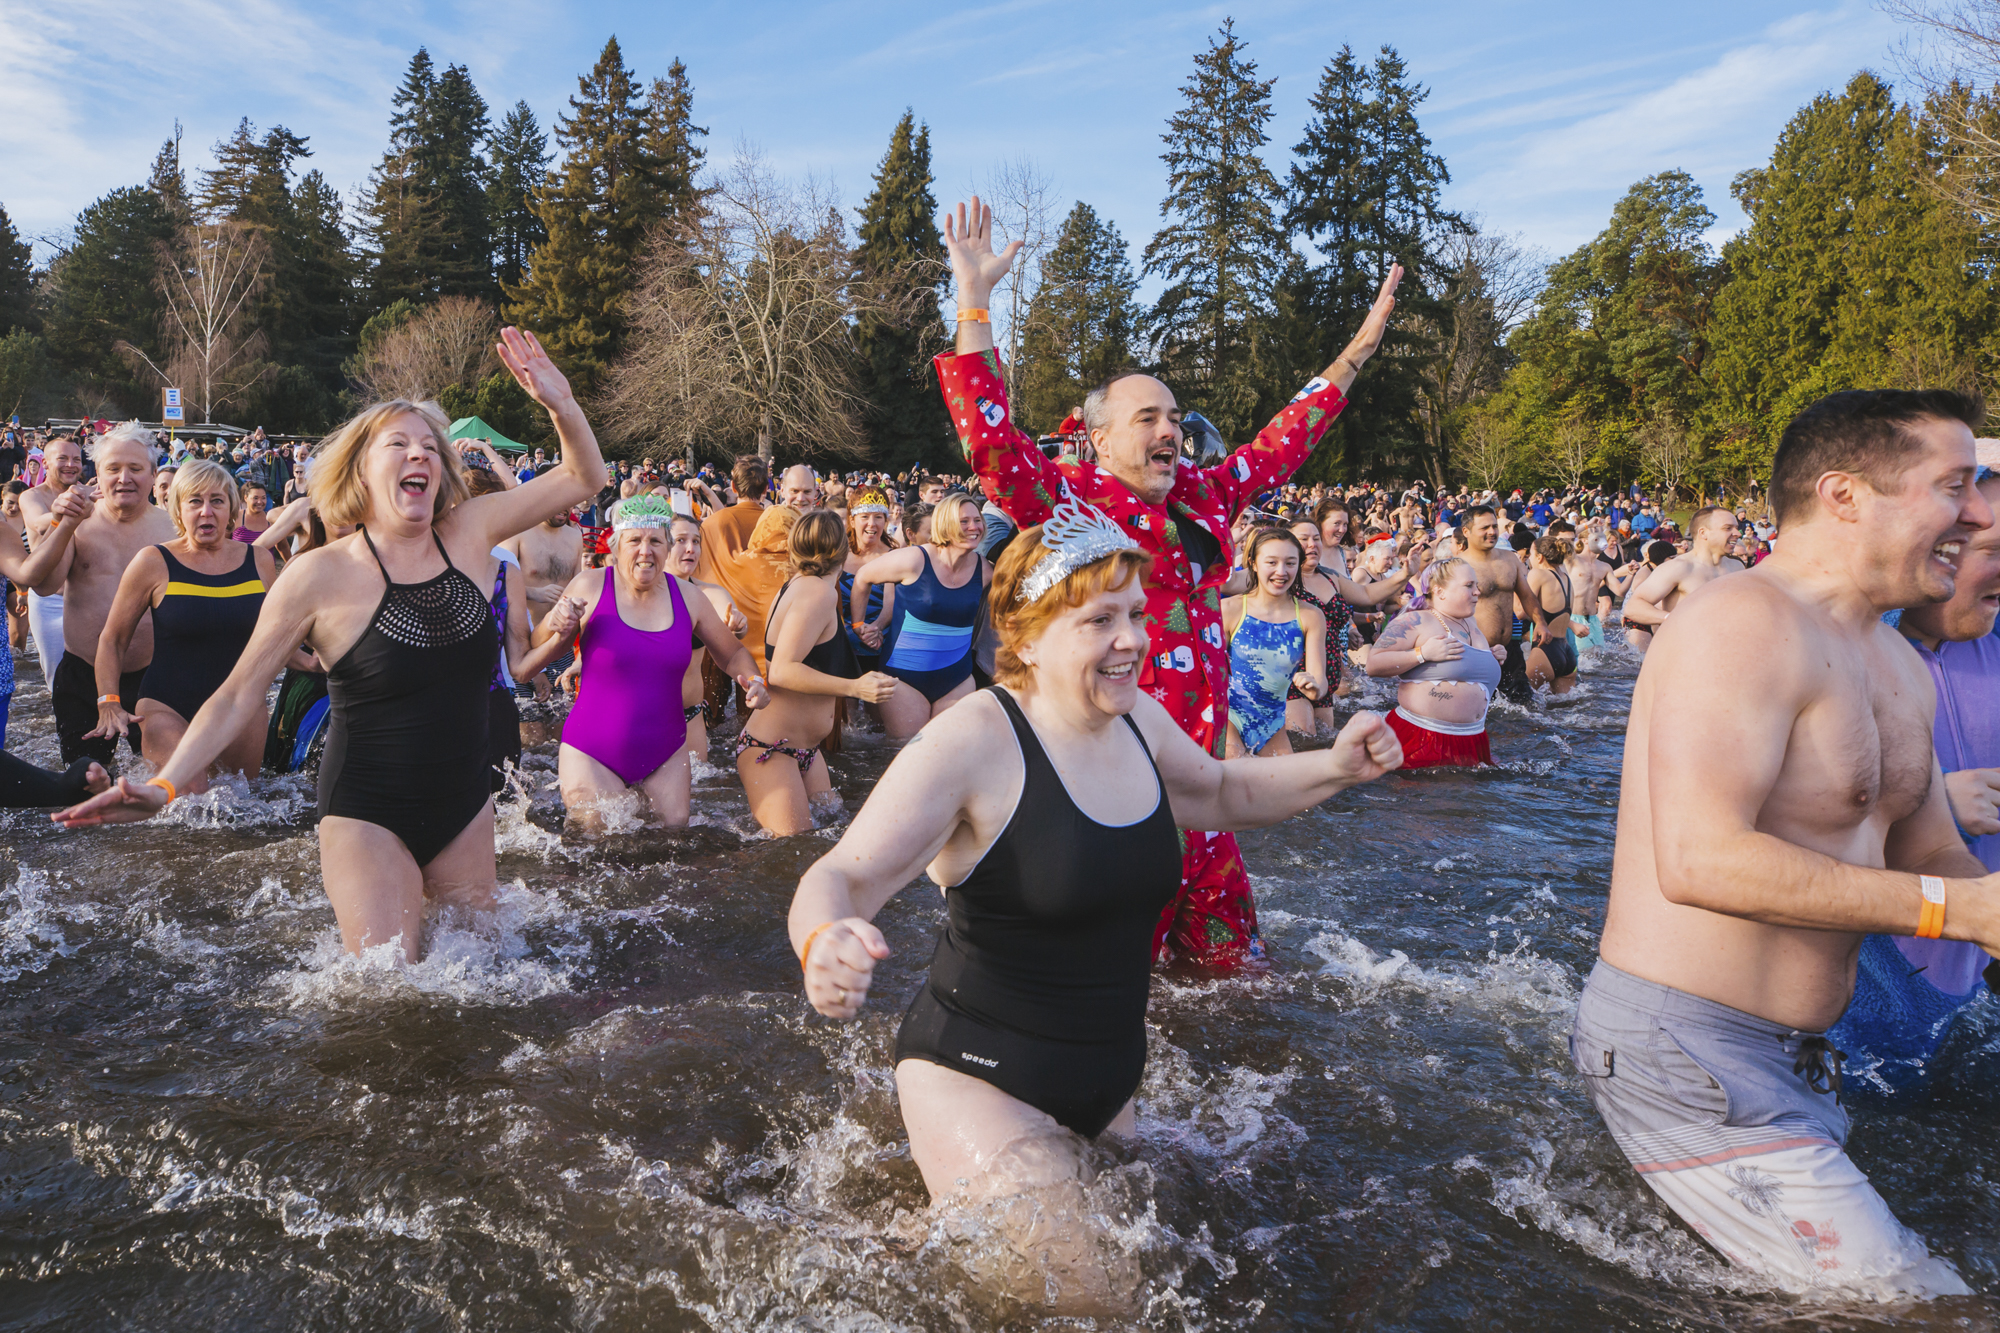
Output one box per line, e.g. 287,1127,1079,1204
883,547,981,702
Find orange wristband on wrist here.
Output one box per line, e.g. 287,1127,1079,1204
145,776,177,805
800,921,836,975
1917,875,1946,939
956,308,990,323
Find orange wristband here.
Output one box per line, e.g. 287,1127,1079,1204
800,921,836,975
955,308,990,323
1917,875,1946,939
145,776,177,805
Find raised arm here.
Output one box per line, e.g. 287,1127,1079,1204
938,197,1066,529
789,719,987,1017
55,550,328,827
459,328,610,549
1135,693,1399,829
1647,585,1995,941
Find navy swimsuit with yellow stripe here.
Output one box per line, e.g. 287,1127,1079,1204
139,544,266,721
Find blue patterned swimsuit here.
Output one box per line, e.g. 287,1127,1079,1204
1227,603,1303,754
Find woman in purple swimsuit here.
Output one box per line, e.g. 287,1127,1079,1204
551,495,769,830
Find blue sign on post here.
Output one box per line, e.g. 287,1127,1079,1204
162,388,184,423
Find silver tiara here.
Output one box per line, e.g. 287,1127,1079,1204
1018,497,1141,603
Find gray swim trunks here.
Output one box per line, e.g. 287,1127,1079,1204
1570,959,1967,1297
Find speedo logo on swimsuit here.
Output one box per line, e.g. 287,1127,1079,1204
960,1052,998,1067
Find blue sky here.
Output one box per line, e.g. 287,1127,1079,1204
1,0,1902,283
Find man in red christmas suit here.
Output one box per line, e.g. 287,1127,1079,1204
936,196,1405,969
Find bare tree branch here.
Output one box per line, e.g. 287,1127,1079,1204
351,296,500,403
120,220,270,423
983,156,1058,404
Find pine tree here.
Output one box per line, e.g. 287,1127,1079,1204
40,186,176,411
148,122,191,224
1141,20,1289,443
853,110,950,468
364,50,493,308
365,50,439,308
1284,44,1464,479
639,60,709,234
0,202,35,335
488,101,551,291
503,36,661,392
1016,202,1140,432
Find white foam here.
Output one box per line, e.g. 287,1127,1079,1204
0,867,97,982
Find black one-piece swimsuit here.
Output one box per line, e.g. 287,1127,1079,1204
893,686,1183,1138
316,529,497,866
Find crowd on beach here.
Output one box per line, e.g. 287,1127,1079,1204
2,194,1998,1311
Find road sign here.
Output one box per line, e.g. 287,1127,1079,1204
163,388,184,423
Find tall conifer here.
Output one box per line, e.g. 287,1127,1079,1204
853,110,950,468
488,101,551,291
1016,202,1140,431
0,203,35,335
639,61,709,234
1141,20,1289,442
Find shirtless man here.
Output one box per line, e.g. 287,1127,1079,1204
506,508,585,628
1574,389,1995,1296
1620,507,1740,648
1455,505,1535,703
29,424,177,765
1565,535,1613,652
779,464,819,511
18,433,84,680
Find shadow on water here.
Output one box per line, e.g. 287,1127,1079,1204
1,645,1996,1329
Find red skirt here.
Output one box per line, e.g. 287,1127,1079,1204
1386,708,1492,769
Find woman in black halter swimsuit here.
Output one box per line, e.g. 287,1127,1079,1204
786,502,1403,1306
54,328,610,964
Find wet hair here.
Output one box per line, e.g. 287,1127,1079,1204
1646,540,1677,566
788,508,848,577
1313,497,1352,539
1081,368,1155,432
929,495,982,546
1245,526,1306,592
1770,389,1984,527
988,523,1154,688
464,467,507,499
166,459,241,538
731,453,768,500
904,501,934,542
1532,533,1573,566
312,400,467,529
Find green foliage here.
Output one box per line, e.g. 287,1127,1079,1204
0,202,33,334
1142,19,1288,442
1015,202,1141,433
364,50,494,309
853,110,951,469
0,329,53,420
504,36,698,393
488,101,551,291
39,185,176,414
1284,44,1463,479
438,368,548,445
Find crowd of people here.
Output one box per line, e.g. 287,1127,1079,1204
3,193,1999,1311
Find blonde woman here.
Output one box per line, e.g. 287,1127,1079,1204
57,328,608,964
87,459,279,790
848,493,990,738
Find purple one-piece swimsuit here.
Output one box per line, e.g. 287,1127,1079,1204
560,572,693,784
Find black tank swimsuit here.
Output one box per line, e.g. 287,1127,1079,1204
317,529,497,866
893,686,1182,1138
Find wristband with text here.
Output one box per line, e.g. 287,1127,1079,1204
1917,874,1947,939
97,693,120,705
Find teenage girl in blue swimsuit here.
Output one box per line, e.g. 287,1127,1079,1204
847,493,991,739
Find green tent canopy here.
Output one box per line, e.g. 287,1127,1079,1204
447,416,527,454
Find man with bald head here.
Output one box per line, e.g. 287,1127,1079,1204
935,195,1403,969
779,464,819,511
29,423,176,764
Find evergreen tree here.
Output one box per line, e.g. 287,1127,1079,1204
504,36,662,392
148,122,191,224
488,101,551,291
40,186,175,412
1016,202,1140,432
1284,43,1463,479
1142,19,1289,443
0,202,35,335
364,50,494,308
853,110,950,468
639,60,709,234
1706,72,1999,467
